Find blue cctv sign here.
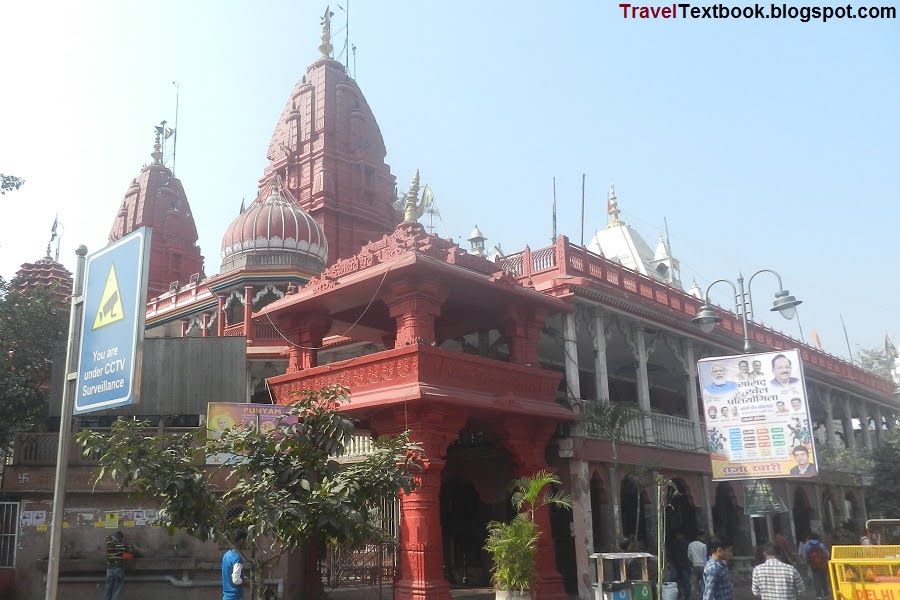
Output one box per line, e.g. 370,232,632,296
74,228,151,414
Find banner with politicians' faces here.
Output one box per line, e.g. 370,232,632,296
697,349,816,481
205,402,296,464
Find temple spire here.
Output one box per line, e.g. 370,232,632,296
606,183,624,228
319,6,334,58
151,126,163,165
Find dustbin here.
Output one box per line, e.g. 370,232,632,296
630,580,652,600
593,580,631,600
661,581,679,600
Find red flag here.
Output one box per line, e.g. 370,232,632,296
812,329,823,351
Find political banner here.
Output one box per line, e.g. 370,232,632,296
205,403,297,464
698,349,816,480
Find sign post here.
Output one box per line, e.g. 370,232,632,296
45,228,150,600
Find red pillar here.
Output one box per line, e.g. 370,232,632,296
503,304,547,366
372,408,466,600
498,418,568,600
384,279,449,347
180,319,189,338
201,313,210,337
278,312,331,373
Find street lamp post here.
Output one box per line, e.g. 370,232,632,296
692,269,802,352
692,268,803,545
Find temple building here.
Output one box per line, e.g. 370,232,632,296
2,12,899,600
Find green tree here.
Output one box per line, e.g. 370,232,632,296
484,470,571,593
577,399,646,545
78,385,422,600
869,429,900,518
0,276,68,453
856,345,893,379
0,174,25,194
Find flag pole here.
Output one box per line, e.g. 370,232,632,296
840,314,854,364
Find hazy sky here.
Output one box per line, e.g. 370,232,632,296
1,1,897,363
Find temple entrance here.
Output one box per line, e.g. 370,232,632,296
440,434,514,588
712,483,741,542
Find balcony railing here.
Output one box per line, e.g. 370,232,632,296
499,236,895,395
589,413,700,452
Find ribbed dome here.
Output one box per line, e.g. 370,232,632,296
220,185,328,274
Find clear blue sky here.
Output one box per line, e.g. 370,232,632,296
1,1,897,363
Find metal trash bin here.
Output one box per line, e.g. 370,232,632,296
593,581,631,600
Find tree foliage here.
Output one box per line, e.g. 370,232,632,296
856,345,893,379
0,277,68,450
869,429,900,518
484,470,571,592
78,385,422,600
0,174,25,194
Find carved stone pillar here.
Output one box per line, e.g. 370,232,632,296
279,312,331,373
840,398,857,451
562,452,593,600
201,312,210,337
216,294,226,337
683,340,704,449
563,311,582,401
244,285,255,339
699,475,714,535
384,279,448,347
180,319,189,338
498,419,568,600
592,310,610,403
373,409,465,600
503,304,546,366
822,389,836,447
872,407,882,448
608,465,623,544
633,325,654,444
859,402,873,452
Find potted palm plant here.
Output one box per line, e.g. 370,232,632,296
484,470,571,599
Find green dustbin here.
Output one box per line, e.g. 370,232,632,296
630,581,652,600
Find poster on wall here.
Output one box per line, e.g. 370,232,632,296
205,403,295,464
697,349,816,481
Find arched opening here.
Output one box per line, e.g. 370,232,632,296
712,482,740,543
792,487,812,542
440,430,514,588
590,471,611,551
666,478,698,539
620,476,649,549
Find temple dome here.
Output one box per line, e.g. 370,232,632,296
14,253,73,304
220,184,328,275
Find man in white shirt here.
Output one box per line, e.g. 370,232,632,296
687,531,708,600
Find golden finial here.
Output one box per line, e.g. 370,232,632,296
151,126,163,165
606,183,624,228
397,170,434,223
319,6,334,58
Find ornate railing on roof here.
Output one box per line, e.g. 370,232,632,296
500,235,894,395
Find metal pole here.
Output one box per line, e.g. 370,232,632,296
736,274,751,353
580,173,586,247
45,245,88,600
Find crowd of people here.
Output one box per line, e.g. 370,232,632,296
667,529,834,600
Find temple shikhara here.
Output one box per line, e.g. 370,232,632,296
2,10,899,600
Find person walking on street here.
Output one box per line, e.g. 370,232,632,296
804,532,830,600
751,543,805,600
688,531,708,600
702,535,733,600
104,530,130,600
222,530,248,600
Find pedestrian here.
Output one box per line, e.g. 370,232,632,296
104,530,130,600
702,534,733,600
670,532,692,600
222,530,248,600
687,530,708,600
804,532,830,600
774,530,795,565
751,542,805,600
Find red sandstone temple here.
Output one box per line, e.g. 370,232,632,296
2,9,899,600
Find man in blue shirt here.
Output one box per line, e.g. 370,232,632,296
703,535,734,600
222,530,248,600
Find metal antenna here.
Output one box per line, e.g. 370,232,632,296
552,177,557,242
580,173,586,246
172,82,180,175
352,44,357,79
